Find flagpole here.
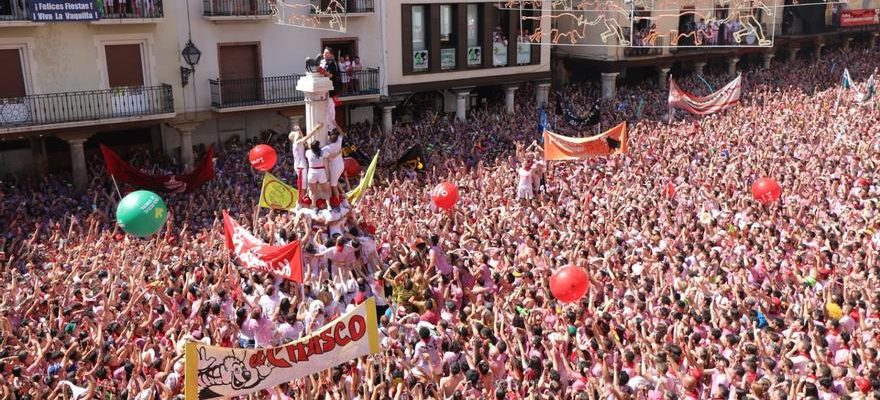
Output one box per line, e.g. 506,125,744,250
110,175,123,200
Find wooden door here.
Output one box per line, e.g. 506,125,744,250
105,44,145,87
218,44,261,104
0,49,26,98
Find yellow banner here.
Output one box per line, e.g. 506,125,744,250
185,298,380,399
259,172,298,210
346,151,379,204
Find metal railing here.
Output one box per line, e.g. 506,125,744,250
0,84,173,128
310,0,374,14
0,0,29,21
100,0,164,19
203,0,274,17
625,36,664,57
210,68,380,108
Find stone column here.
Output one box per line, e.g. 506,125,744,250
455,90,469,121
693,61,706,76
503,85,518,114
815,44,824,62
535,82,551,107
657,67,671,90
381,105,395,135
179,127,195,170
30,138,49,177
67,138,88,194
728,57,739,76
788,48,799,63
762,53,774,70
296,73,334,146
843,37,853,51
601,72,618,100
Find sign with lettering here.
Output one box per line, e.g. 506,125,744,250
30,0,99,22
840,9,880,27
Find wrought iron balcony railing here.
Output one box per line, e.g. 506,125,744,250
0,0,29,21
100,0,164,19
0,84,174,128
203,0,274,17
210,68,380,109
625,36,665,57
310,0,375,14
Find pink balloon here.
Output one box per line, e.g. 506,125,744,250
751,177,782,204
549,266,590,303
431,182,459,210
249,144,277,172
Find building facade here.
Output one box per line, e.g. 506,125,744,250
0,0,553,191
548,0,880,97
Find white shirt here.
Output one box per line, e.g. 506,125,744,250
306,149,325,168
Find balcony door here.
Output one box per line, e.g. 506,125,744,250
0,49,26,98
218,43,262,104
105,44,145,88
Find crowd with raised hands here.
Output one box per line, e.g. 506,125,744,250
2,45,880,400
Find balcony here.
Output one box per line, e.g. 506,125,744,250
310,0,374,15
210,68,380,111
0,85,174,133
0,0,34,25
203,0,274,21
92,0,164,24
625,36,665,57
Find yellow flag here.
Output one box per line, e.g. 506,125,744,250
346,151,379,204
259,172,298,210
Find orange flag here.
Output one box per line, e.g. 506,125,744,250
543,122,627,161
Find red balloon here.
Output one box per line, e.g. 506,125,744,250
343,157,361,178
249,144,277,172
431,182,459,210
549,266,590,303
751,177,782,204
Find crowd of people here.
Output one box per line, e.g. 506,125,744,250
1,42,880,400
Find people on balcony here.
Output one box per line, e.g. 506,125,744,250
492,26,508,45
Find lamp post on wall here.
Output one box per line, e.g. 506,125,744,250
180,40,202,87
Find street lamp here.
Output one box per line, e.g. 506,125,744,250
180,40,202,87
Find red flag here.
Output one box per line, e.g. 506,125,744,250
222,211,303,282
100,144,215,193
668,75,742,115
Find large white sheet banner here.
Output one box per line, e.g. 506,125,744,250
185,298,380,399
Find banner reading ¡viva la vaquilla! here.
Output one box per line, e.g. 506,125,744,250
185,298,380,399
30,0,99,22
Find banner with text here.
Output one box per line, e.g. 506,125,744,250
840,9,880,27
185,298,380,399
30,0,99,22
543,122,627,161
222,211,303,282
668,75,742,115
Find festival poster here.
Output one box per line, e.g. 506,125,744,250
185,298,380,399
543,122,627,161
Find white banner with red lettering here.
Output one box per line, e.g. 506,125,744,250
668,75,742,115
185,298,380,399
222,210,303,282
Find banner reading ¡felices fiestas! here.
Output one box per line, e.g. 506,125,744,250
185,298,380,399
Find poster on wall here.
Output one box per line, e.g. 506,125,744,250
413,50,429,71
30,0,99,22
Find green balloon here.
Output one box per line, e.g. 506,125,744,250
116,190,168,237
